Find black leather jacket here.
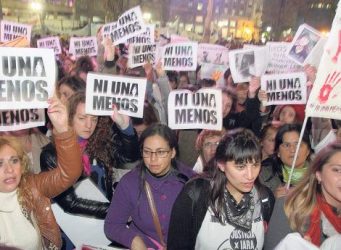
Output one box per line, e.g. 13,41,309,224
40,124,140,219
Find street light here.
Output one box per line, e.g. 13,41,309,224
31,2,42,12
266,26,272,32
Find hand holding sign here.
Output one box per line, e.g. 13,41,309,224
304,64,317,85
111,104,130,130
248,76,260,98
47,95,68,134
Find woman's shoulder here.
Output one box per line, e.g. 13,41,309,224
176,160,196,178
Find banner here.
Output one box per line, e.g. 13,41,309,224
37,36,62,55
86,72,147,118
126,24,155,44
261,72,307,106
0,109,45,131
306,2,341,120
167,88,222,130
286,24,321,66
69,36,98,58
102,6,146,45
198,43,229,66
128,43,156,68
200,63,228,87
0,20,32,44
162,42,198,71
266,42,303,74
229,47,268,83
0,47,56,110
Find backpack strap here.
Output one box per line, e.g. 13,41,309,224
259,186,275,223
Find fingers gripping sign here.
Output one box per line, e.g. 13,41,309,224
47,93,69,133
111,104,130,130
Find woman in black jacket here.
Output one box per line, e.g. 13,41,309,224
40,91,140,219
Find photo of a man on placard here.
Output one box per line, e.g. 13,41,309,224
235,51,255,78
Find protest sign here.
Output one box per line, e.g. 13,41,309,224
229,47,268,83
102,6,146,45
69,36,98,58
286,24,321,66
0,47,56,110
37,36,62,55
266,42,303,74
162,42,198,71
167,88,222,130
0,20,32,44
198,43,229,66
0,36,29,47
261,72,307,106
200,63,228,87
126,24,154,44
304,37,327,68
0,109,45,131
306,2,341,120
170,34,190,43
128,43,156,68
86,72,147,118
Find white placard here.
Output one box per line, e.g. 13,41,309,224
162,42,198,71
266,42,303,74
198,43,229,66
37,36,62,55
229,47,269,83
0,47,56,110
306,2,341,120
286,24,321,66
167,88,222,130
261,72,307,106
0,109,45,131
102,6,146,45
126,24,155,44
0,20,32,44
86,72,147,118
200,63,228,87
128,43,156,68
69,36,98,58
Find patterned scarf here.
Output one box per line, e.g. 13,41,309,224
282,163,308,186
78,138,91,176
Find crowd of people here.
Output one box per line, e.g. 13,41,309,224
0,26,340,250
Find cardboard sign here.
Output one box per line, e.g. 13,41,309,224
126,24,155,44
162,42,198,71
229,47,268,83
286,24,321,65
261,72,307,106
102,6,146,45
198,43,229,66
0,20,32,44
128,43,156,68
0,109,45,131
69,37,98,58
168,88,222,130
37,36,62,55
266,42,303,74
306,2,341,120
86,72,147,118
0,47,56,110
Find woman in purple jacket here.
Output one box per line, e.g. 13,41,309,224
104,124,194,250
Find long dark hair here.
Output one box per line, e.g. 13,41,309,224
207,128,261,223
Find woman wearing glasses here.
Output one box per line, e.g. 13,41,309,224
104,124,195,250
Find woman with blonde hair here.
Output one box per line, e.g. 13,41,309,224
264,142,341,249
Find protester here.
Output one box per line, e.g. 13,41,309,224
272,104,306,125
56,75,86,104
260,124,278,161
264,142,341,249
167,129,275,250
104,124,194,250
0,97,82,249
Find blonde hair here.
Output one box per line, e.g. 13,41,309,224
284,142,341,233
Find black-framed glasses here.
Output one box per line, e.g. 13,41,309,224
142,149,171,158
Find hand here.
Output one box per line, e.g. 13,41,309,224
248,76,260,98
131,236,147,250
102,37,115,61
111,104,130,130
155,60,166,78
47,95,69,134
304,64,317,83
143,62,154,82
257,89,267,102
275,185,290,198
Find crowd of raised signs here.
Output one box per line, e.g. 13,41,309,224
0,5,341,250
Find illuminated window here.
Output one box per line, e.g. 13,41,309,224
318,3,323,8
185,24,193,31
195,25,203,34
197,3,203,11
230,20,236,27
196,15,203,22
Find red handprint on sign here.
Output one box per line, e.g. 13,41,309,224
332,30,341,63
318,71,341,104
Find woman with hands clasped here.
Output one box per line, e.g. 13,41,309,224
0,96,82,249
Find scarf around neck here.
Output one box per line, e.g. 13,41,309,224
282,163,308,185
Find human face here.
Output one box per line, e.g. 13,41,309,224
59,84,75,104
0,145,22,193
179,76,189,89
72,103,98,139
202,136,221,162
316,151,341,209
222,94,233,117
62,59,73,74
279,106,296,124
218,160,261,203
262,129,276,159
142,135,176,176
278,131,310,168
